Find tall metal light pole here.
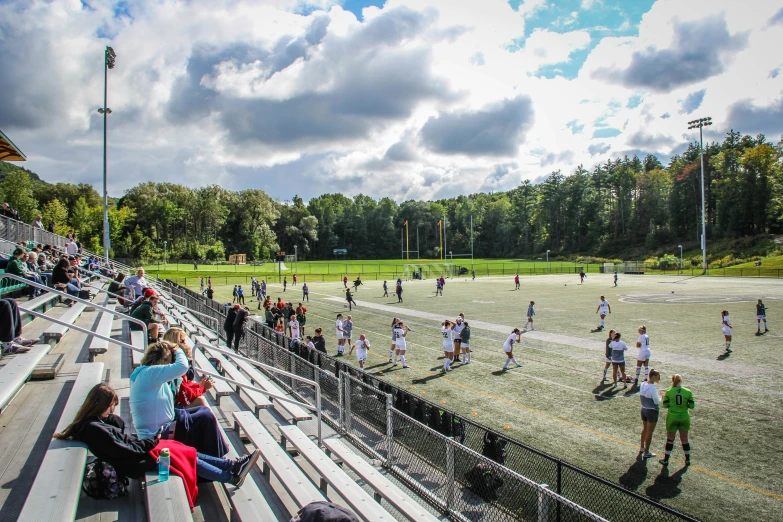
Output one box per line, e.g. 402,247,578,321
678,245,683,274
687,117,712,274
294,245,298,273
546,249,550,272
164,240,167,269
99,46,116,265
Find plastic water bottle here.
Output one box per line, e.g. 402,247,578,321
158,448,171,482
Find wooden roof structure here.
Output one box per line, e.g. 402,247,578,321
0,129,26,161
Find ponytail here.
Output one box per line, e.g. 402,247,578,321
672,374,683,387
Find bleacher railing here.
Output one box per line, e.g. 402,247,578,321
0,214,67,249
161,280,694,522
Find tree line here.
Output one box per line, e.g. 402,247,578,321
0,130,780,262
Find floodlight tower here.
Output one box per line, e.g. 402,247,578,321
687,116,712,274
99,46,116,265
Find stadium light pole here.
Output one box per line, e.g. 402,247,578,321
678,245,683,274
99,46,116,266
294,245,298,273
546,250,550,273
688,116,712,274
163,240,167,269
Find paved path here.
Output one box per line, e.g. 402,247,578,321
325,297,772,378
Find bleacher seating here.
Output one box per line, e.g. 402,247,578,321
0,268,28,296
41,302,87,343
17,363,104,522
278,425,396,521
199,340,273,415
193,348,234,405
144,472,193,522
0,343,52,414
88,309,114,362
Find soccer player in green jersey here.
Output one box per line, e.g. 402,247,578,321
756,299,769,334
660,374,695,466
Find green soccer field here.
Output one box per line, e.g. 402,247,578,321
189,273,783,522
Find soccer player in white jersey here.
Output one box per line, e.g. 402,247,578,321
638,369,661,459
453,315,465,363
524,301,535,331
610,331,629,388
392,321,409,368
721,310,732,352
390,317,399,362
349,334,371,371
335,314,346,356
502,328,522,371
595,296,611,330
634,325,651,384
289,315,300,340
441,320,455,371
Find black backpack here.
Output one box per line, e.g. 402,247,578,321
82,459,129,500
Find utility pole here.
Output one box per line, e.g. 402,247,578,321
687,117,712,274
470,214,474,269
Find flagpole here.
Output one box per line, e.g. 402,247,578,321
438,220,442,260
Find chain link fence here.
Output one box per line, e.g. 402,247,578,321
162,279,700,522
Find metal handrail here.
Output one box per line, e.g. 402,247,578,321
0,273,149,342
192,341,322,446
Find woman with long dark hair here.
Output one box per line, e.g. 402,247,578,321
55,383,259,508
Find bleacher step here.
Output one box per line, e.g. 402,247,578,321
30,352,65,380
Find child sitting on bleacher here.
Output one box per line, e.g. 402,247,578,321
55,383,261,509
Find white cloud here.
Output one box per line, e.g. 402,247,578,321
0,0,780,203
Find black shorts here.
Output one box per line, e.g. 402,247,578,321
641,409,659,423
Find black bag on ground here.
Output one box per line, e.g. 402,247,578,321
78,289,92,300
82,459,129,500
464,462,504,501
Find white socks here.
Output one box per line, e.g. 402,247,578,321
465,352,471,363
600,319,605,327
503,357,518,369
443,358,451,370
400,355,406,366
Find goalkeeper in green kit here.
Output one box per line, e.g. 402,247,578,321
660,374,695,466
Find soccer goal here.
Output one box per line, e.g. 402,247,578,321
404,263,454,280
285,255,296,264
602,263,615,274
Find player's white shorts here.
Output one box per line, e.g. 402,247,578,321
722,326,732,336
336,331,344,340
356,349,367,362
443,343,454,353
637,350,651,362
756,315,766,320
461,341,470,348
504,346,513,353
396,340,407,351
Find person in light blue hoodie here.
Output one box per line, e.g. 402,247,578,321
130,341,228,457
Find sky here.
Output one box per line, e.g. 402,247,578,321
1,0,782,202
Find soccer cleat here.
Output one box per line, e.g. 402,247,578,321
765,328,769,332
685,457,691,466
389,358,393,363
659,459,669,466
644,452,657,459
402,365,409,369
516,363,522,368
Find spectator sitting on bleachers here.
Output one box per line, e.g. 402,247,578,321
108,273,131,306
26,251,51,287
124,268,148,300
130,341,230,458
6,248,44,297
129,292,167,342
0,297,37,354
163,327,213,408
52,258,81,302
56,383,261,507
65,236,79,256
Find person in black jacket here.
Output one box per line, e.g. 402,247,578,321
233,306,249,351
54,383,259,486
224,304,239,348
52,258,80,298
313,328,326,353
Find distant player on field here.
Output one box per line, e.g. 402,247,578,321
514,273,520,290
441,320,455,372
502,328,522,371
721,310,732,352
383,280,388,297
348,334,370,371
389,318,399,362
579,270,586,284
345,288,357,311
634,325,651,385
524,301,535,331
595,296,611,330
660,374,695,466
460,321,472,364
601,329,616,382
335,314,346,356
453,315,464,363
392,321,409,368
756,299,768,334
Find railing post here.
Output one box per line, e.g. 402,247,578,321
445,439,456,513
538,484,551,522
385,393,393,467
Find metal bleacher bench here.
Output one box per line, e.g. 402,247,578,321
322,437,442,522
130,328,145,368
199,340,273,415
18,363,104,522
144,472,193,522
18,290,61,319
0,343,53,414
88,311,115,362
278,425,396,522
193,348,234,405
233,412,326,508
231,353,312,424
42,302,88,343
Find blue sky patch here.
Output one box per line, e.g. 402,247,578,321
592,127,622,139
341,0,386,19
626,94,643,108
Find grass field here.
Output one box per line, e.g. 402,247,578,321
191,271,783,522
